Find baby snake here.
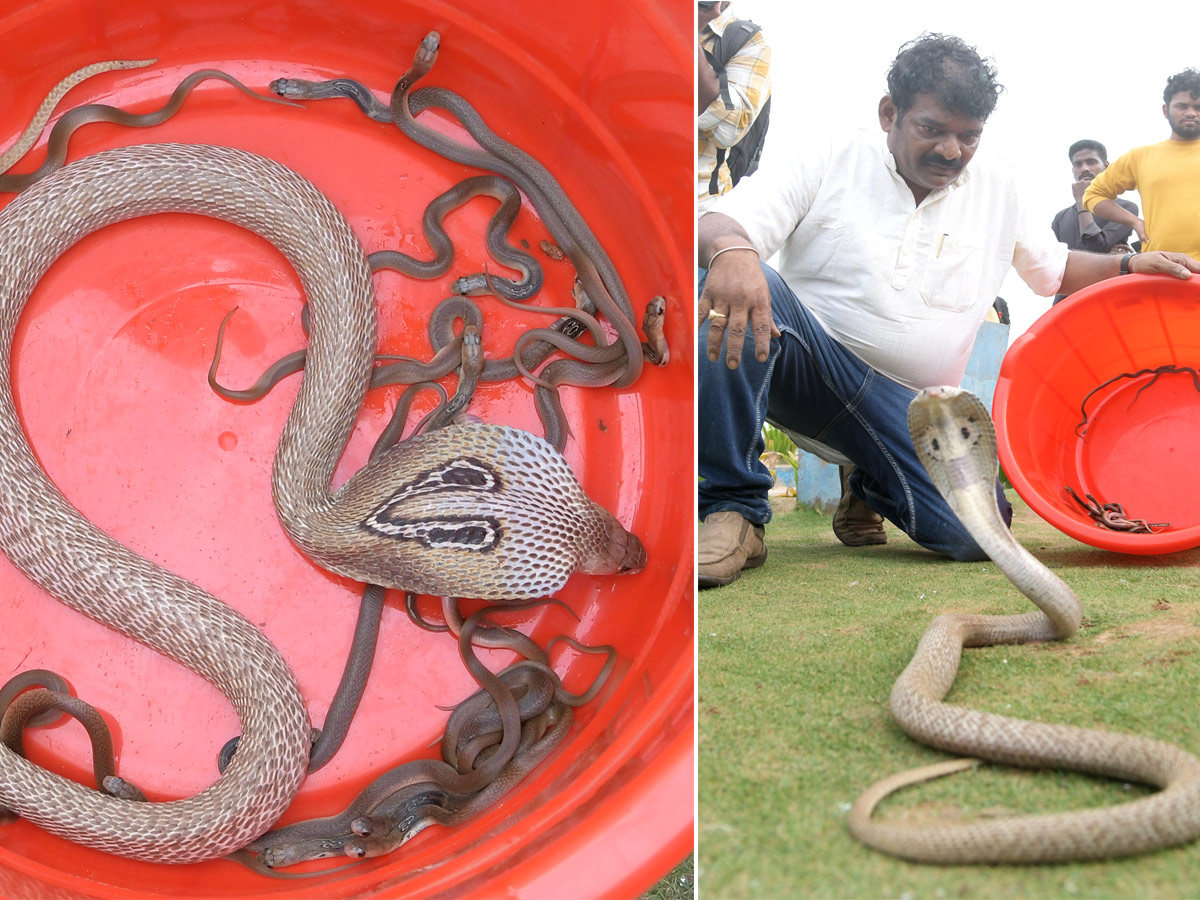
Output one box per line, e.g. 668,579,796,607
848,386,1200,863
1,684,148,818
369,174,543,301
0,58,155,173
273,30,647,427
0,67,300,194
274,33,641,376
247,602,588,867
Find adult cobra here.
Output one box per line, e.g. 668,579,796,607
848,386,1200,863
0,142,643,861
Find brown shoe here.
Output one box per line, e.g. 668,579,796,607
832,465,886,546
698,511,767,588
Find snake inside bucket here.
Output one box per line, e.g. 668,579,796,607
847,386,1200,864
0,141,644,863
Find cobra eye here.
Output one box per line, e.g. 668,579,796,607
961,427,972,440
930,438,940,452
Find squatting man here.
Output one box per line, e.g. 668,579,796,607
696,33,1200,589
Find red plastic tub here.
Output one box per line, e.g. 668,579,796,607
0,2,694,897
994,273,1200,554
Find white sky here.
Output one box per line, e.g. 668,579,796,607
730,0,1195,341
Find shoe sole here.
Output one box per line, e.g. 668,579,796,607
833,531,888,547
697,548,767,589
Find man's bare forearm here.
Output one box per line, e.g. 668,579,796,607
1058,250,1125,295
698,212,755,266
1059,248,1198,296
1089,198,1141,231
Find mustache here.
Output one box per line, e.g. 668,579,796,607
921,153,963,170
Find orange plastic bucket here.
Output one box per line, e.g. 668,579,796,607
0,1,694,897
994,273,1200,554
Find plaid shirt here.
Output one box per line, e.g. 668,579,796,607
697,8,772,211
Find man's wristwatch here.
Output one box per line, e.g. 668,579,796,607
1119,252,1137,275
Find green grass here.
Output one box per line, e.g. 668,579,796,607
699,497,1200,899
643,855,695,900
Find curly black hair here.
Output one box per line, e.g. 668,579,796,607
1164,68,1200,104
887,33,1003,122
1068,139,1107,163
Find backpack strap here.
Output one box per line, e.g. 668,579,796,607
705,20,760,110
709,149,727,196
703,19,762,195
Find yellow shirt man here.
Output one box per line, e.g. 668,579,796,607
1083,72,1200,259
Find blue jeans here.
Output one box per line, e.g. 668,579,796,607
697,262,1010,562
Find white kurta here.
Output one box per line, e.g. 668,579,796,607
711,129,1069,389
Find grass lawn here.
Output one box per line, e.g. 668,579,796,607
698,496,1200,899
644,855,695,900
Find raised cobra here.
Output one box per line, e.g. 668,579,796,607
0,140,642,860
848,386,1200,863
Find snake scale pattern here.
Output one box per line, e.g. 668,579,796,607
0,141,641,861
848,386,1200,863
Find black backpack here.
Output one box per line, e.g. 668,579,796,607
703,19,771,194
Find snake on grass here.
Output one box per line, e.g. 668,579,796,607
847,386,1200,863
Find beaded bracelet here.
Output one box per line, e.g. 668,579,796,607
707,244,759,267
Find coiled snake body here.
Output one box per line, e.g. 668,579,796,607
848,386,1200,863
0,143,642,861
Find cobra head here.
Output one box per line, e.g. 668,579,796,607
907,385,1000,515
